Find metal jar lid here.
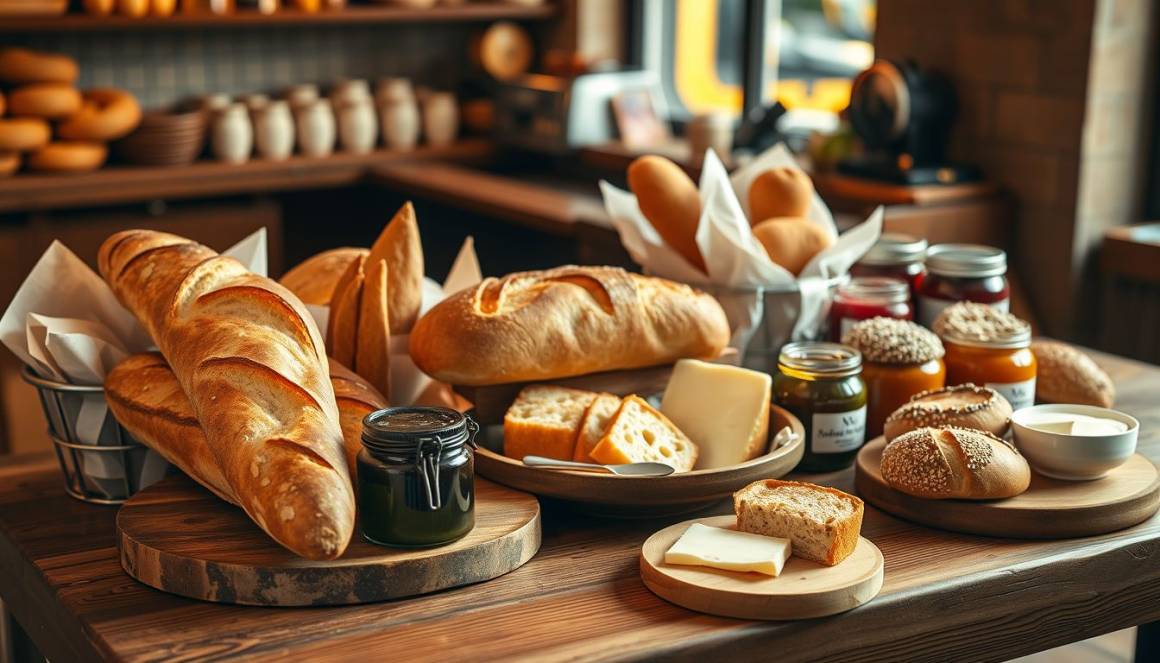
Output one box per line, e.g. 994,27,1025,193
778,342,862,378
836,277,910,305
859,233,928,266
925,244,1007,278
361,407,478,511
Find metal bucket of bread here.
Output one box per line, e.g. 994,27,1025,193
21,367,168,504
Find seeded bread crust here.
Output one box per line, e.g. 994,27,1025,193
732,479,864,566
1031,340,1114,408
880,426,1031,500
884,384,1012,442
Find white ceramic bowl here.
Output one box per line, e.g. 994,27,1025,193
1011,404,1139,480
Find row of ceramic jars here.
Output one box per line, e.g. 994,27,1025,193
204,79,458,165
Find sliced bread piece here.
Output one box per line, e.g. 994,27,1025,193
589,396,698,472
733,479,864,566
503,385,597,461
573,393,622,462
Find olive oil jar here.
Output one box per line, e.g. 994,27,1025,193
357,407,478,548
773,342,868,472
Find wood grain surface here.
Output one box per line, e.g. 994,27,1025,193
639,515,883,620
474,405,804,517
117,476,541,606
855,437,1160,538
1,349,1160,662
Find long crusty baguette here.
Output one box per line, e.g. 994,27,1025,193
409,265,731,386
98,230,355,560
106,353,386,501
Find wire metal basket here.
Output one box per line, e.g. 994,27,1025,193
21,367,166,505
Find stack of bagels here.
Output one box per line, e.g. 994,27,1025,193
626,155,834,276
0,47,140,175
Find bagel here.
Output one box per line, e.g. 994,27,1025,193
0,91,5,116
0,117,50,151
0,48,79,86
9,84,83,120
57,89,142,141
0,152,18,177
26,141,107,173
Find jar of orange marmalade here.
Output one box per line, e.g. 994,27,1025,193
933,302,1036,411
842,317,946,438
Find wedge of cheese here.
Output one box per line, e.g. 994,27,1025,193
660,359,772,469
664,523,791,576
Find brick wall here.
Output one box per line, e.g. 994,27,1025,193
874,0,1156,340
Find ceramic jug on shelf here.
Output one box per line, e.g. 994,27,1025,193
331,79,371,108
211,103,253,164
285,83,319,111
378,79,420,151
337,97,378,155
255,100,295,161
296,98,336,158
422,91,458,147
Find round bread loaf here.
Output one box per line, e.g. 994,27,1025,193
881,426,1031,499
884,384,1011,442
627,155,706,272
748,167,814,222
1031,339,1114,408
751,217,834,275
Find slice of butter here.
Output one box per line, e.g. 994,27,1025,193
660,359,772,469
664,523,791,577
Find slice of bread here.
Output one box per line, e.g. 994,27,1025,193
503,385,596,461
733,479,864,566
589,396,698,472
573,393,622,462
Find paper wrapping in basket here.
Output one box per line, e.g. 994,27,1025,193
600,145,883,371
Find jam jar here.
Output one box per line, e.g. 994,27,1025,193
917,244,1010,328
828,277,912,341
941,328,1036,411
773,342,867,472
358,407,478,547
851,233,927,302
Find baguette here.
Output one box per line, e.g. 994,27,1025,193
98,230,355,560
367,201,423,334
328,256,364,369
105,354,386,500
409,265,731,386
627,155,706,272
355,258,390,400
880,427,1031,500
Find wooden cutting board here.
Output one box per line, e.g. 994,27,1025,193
639,515,884,620
855,436,1160,539
118,475,541,606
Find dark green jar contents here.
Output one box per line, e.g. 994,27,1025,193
773,341,867,472
357,407,477,548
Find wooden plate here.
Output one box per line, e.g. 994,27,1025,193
639,515,884,620
118,475,541,606
474,403,804,517
855,436,1160,539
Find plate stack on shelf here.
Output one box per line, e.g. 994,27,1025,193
114,108,207,167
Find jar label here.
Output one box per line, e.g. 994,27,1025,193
811,407,867,454
917,295,1009,328
986,378,1036,411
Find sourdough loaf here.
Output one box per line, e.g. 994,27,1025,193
733,479,863,566
880,426,1031,500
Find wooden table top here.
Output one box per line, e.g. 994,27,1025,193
2,349,1159,662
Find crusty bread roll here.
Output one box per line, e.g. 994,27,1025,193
1031,340,1114,408
751,217,833,275
99,230,355,560
884,384,1012,442
279,247,368,306
355,258,391,400
748,167,814,223
409,265,731,386
734,479,863,566
367,201,423,334
881,427,1031,499
327,255,365,369
105,353,385,501
627,155,706,272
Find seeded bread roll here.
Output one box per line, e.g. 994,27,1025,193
1031,340,1114,408
733,479,864,566
884,384,1012,442
881,427,1031,500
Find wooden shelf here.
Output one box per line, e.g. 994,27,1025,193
0,3,554,32
0,139,496,213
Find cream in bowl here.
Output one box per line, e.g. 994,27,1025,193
1011,404,1139,480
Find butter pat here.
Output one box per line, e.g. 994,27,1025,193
664,523,791,577
660,359,771,469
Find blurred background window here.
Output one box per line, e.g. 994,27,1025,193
640,0,875,129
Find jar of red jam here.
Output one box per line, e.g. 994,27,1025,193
829,277,912,341
852,233,927,301
917,244,1009,328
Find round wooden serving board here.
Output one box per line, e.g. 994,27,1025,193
855,436,1160,539
640,515,884,620
117,475,541,606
